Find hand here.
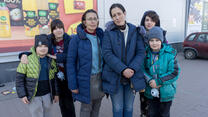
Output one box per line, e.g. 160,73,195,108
21,96,29,104
47,54,57,59
71,89,79,94
156,85,162,88
21,54,29,64
149,80,157,88
53,96,59,103
123,68,134,79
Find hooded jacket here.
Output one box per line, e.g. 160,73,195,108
102,22,146,94
16,47,58,102
143,44,180,102
66,24,104,104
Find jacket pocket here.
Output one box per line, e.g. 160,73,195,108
102,70,118,85
160,83,176,98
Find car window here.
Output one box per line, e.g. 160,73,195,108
197,34,207,42
205,34,208,42
187,34,196,41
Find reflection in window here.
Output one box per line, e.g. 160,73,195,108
187,34,196,41
197,34,207,42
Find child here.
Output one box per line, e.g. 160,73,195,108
138,11,168,117
143,26,180,117
16,34,59,117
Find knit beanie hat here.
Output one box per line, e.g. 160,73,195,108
34,34,49,49
147,26,164,42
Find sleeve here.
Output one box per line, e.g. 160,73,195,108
56,37,70,63
128,33,145,72
16,63,27,98
52,60,59,96
155,57,180,85
18,52,32,60
66,37,78,90
163,30,168,44
102,31,127,74
142,62,153,83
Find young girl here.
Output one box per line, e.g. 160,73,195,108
143,26,180,117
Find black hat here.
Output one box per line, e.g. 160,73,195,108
34,34,49,49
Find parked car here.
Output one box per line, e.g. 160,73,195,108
183,32,208,59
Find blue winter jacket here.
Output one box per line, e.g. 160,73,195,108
66,24,104,104
102,22,146,94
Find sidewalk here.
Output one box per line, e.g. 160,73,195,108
0,82,16,101
0,82,62,117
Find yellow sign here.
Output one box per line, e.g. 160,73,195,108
0,2,11,38
22,0,39,37
67,21,81,35
64,0,93,14
0,8,11,37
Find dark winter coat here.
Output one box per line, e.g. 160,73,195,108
102,22,146,94
66,24,104,104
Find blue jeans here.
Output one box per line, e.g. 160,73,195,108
110,83,135,117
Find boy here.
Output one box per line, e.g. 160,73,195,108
138,11,168,117
16,34,59,117
143,26,180,117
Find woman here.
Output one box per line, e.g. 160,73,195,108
67,9,104,117
138,10,168,117
138,10,168,47
102,3,146,117
19,19,76,117
143,26,180,117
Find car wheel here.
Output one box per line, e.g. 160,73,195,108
184,49,196,59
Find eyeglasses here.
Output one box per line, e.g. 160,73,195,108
86,18,98,22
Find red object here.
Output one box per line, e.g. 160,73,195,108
183,32,208,59
74,1,85,10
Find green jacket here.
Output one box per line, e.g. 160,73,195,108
16,47,58,102
143,44,180,102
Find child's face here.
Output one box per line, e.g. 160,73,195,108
53,26,64,39
149,38,162,52
144,16,156,31
36,45,48,57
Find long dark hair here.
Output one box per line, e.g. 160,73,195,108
109,3,126,17
50,19,65,45
81,9,99,29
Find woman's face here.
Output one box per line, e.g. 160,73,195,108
84,12,98,33
53,27,64,39
144,16,156,31
111,7,126,26
149,38,162,52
